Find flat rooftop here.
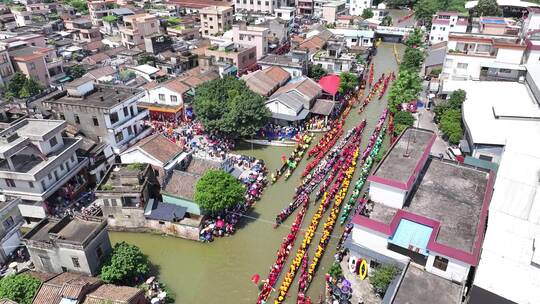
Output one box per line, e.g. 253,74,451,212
49,85,142,109
393,266,462,304
98,164,148,193
370,158,490,252
372,128,434,185
24,216,104,245
15,119,65,139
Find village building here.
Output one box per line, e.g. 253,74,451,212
42,79,152,155
346,127,494,302
0,119,88,225
241,66,291,97
23,215,112,275
258,50,309,78
0,196,24,264
429,11,468,43
199,5,234,36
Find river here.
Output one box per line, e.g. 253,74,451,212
110,42,404,304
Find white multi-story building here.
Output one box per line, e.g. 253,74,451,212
429,11,468,43
0,119,88,224
442,32,526,81
43,79,152,155
349,0,372,16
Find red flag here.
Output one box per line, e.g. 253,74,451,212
281,155,287,163
251,274,260,285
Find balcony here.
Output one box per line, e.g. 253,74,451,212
112,124,153,154
109,108,149,133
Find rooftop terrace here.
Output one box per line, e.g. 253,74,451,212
369,158,491,253
24,216,105,245
393,266,462,304
371,128,435,186
48,85,143,109
97,164,149,193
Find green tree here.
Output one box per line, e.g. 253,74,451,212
473,0,502,16
388,69,422,113
100,242,150,286
433,102,450,123
5,72,27,99
394,110,415,135
194,169,245,215
67,66,86,79
414,0,441,25
64,0,88,14
404,28,424,48
0,274,41,304
308,64,327,81
338,72,358,93
22,77,43,97
193,77,270,137
102,15,118,23
448,89,466,109
381,15,393,26
361,8,374,19
400,47,424,72
440,108,463,144
370,265,400,296
328,262,343,280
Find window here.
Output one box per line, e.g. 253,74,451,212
170,95,178,103
48,173,52,180
499,68,512,74
53,170,58,181
433,256,448,271
479,154,493,162
457,62,468,69
2,216,14,230
432,26,436,30
49,137,58,147
29,63,36,70
59,113,65,120
71,155,75,162
110,112,119,124
96,246,104,259
6,179,15,187
41,180,46,189
127,126,133,135
158,94,165,101
74,114,80,124
29,181,34,188
108,214,114,218
92,116,99,126
159,221,165,225
115,131,124,143
123,107,129,117
71,257,80,268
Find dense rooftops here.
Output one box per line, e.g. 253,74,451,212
23,216,107,246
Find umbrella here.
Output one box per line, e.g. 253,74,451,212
145,276,156,284
216,220,225,229
342,279,351,288
251,274,260,285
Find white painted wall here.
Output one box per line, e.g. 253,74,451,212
525,49,540,64
18,203,46,219
120,149,162,167
496,48,524,64
145,86,184,106
259,64,303,78
265,100,297,116
351,225,411,262
368,181,407,209
426,253,470,283
349,0,372,16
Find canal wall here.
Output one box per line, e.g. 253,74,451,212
106,217,201,241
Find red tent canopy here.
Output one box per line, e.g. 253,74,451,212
318,74,340,96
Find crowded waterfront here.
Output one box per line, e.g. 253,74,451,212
111,42,404,303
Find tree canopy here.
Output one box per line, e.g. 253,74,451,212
308,64,327,81
361,8,374,19
194,169,245,215
338,72,358,94
100,242,150,286
400,47,424,72
473,0,502,16
414,0,467,25
66,66,86,79
370,265,400,296
0,274,41,304
434,90,466,144
4,73,44,100
388,69,422,113
193,77,270,137
394,110,415,135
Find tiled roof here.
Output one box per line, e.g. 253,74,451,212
85,66,116,80
273,76,322,106
241,66,290,96
163,170,200,200
298,35,326,52
186,157,222,175
131,133,182,164
162,78,191,94
82,284,144,304
82,52,110,64
33,273,101,304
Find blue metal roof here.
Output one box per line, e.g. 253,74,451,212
389,219,433,256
